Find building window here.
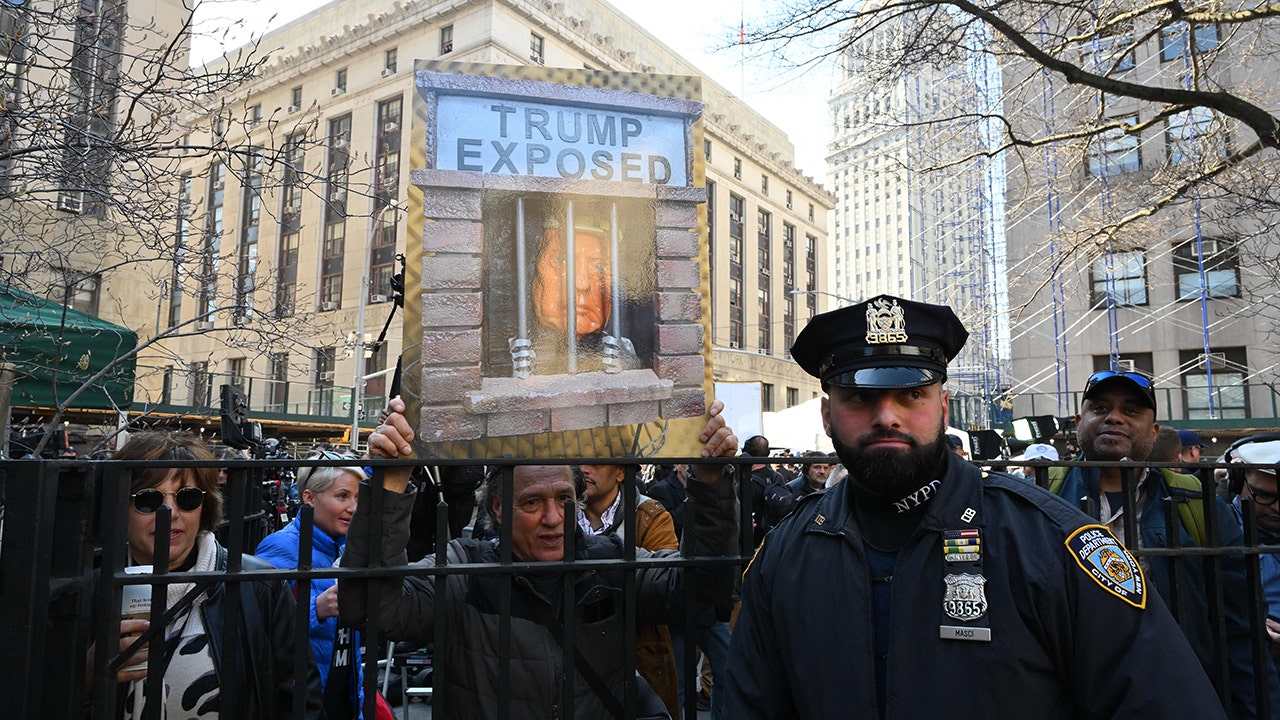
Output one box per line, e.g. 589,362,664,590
372,97,403,300
335,68,347,93
530,32,545,65
227,357,246,390
248,103,261,124
268,352,289,412
190,361,210,407
1081,31,1135,72
314,348,335,416
733,157,741,180
1087,114,1140,176
761,175,769,196
384,48,397,73
729,193,744,265
323,115,352,310
169,174,191,328
1166,107,1222,164
786,387,799,408
234,151,262,324
290,86,302,110
161,366,174,405
57,269,100,316
757,287,771,353
761,383,774,412
1180,347,1247,420
757,210,768,274
808,203,815,222
199,161,225,324
1090,251,1148,307
704,139,711,162
1160,22,1219,62
1173,237,1239,301
785,189,793,210
277,132,304,317
1091,352,1153,376
440,25,453,55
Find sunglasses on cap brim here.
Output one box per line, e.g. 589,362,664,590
132,486,206,514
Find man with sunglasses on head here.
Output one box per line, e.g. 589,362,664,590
1050,371,1280,718
725,295,1225,719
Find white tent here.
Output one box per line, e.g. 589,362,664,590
762,397,834,453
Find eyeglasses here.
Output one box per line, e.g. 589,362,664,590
132,486,206,514
1245,481,1280,507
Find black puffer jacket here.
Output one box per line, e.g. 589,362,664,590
340,475,737,719
201,546,323,719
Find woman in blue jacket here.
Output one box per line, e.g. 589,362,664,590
256,450,366,717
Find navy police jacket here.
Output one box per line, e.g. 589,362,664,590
724,451,1227,719
1055,467,1280,720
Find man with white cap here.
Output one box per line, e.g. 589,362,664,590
1012,442,1058,482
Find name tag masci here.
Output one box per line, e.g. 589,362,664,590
437,94,688,185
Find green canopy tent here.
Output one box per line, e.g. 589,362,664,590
0,285,137,413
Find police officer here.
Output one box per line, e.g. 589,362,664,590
722,295,1226,719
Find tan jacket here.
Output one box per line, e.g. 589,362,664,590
608,495,681,716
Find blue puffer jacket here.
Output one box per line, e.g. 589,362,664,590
1056,466,1280,720
256,516,364,713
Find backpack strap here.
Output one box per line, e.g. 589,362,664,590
1047,466,1068,495
1157,468,1208,548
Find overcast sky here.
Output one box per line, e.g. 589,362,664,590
190,0,833,180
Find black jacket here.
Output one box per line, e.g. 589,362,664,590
340,475,738,719
646,472,688,537
725,451,1227,719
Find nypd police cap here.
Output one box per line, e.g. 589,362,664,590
790,294,969,389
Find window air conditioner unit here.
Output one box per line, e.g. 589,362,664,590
213,179,224,190
381,68,396,77
370,293,388,303
383,121,399,133
729,340,740,349
195,321,214,331
1116,359,1137,373
56,193,83,214
333,138,350,150
319,371,335,382
1204,352,1227,369
287,104,300,113
321,301,339,311
284,203,300,215
328,190,346,203
331,87,346,97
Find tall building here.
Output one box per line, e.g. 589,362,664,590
0,0,195,432
158,0,831,438
1002,18,1280,437
827,20,1010,427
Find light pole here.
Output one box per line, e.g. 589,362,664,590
350,201,402,452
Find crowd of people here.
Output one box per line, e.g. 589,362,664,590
84,292,1280,720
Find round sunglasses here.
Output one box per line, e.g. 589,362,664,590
131,486,206,514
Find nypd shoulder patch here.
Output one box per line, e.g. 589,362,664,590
1065,524,1146,609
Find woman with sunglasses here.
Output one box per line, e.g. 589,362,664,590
91,430,322,718
256,452,385,719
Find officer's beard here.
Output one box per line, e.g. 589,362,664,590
831,417,949,502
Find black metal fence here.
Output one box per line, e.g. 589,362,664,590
2,455,1276,719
